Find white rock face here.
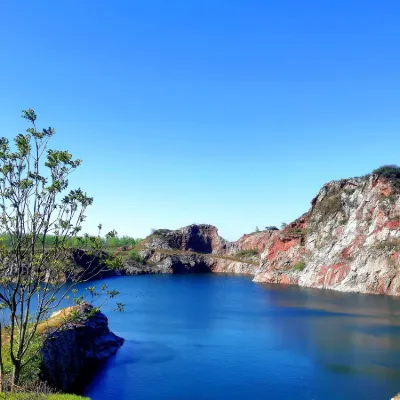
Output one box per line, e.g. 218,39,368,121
255,175,400,295
138,174,400,296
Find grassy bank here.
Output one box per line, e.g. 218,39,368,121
1,394,89,399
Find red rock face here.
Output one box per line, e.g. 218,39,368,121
255,175,400,295
143,175,400,296
314,263,350,287
266,236,301,262
236,231,277,253
341,235,366,258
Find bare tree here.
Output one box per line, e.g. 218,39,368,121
0,109,122,390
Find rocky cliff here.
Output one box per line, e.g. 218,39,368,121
255,173,400,295
40,304,124,393
138,224,270,276
134,169,400,296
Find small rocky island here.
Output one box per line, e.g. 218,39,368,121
40,304,124,393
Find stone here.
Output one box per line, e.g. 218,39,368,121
40,303,124,393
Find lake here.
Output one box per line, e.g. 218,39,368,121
82,274,400,400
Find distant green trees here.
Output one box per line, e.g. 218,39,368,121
0,233,142,249
105,235,143,248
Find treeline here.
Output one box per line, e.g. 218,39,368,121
0,234,143,249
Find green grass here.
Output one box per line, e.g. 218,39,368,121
1,394,89,399
293,261,306,271
235,249,259,257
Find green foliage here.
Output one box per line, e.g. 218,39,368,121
128,249,145,263
265,226,279,230
314,193,343,219
372,165,400,180
0,110,123,388
281,222,287,229
105,235,143,248
293,261,306,271
285,227,306,236
374,239,400,251
255,226,260,232
1,394,89,399
235,249,259,258
1,333,43,384
339,217,349,226
0,233,142,250
373,165,400,191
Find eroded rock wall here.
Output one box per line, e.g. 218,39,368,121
255,175,400,295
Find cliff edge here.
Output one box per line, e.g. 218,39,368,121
137,167,400,296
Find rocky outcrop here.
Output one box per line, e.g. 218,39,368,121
145,225,228,254
137,224,273,276
134,171,400,296
40,304,124,392
255,174,400,295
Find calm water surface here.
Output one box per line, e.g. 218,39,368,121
82,274,400,400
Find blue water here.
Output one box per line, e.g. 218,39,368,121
82,274,400,400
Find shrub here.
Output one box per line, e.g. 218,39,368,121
372,165,400,180
314,193,343,218
374,239,400,252
236,249,259,258
286,227,304,235
373,165,400,191
265,226,279,230
128,249,145,263
293,261,306,271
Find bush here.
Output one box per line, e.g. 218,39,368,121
374,239,400,251
314,193,343,218
128,249,145,263
293,261,306,271
236,249,259,258
372,165,400,180
265,226,279,231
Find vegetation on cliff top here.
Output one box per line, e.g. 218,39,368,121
1,394,89,399
372,165,400,180
372,165,400,190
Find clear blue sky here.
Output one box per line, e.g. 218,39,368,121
0,1,399,240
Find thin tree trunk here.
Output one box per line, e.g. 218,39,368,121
11,360,21,390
